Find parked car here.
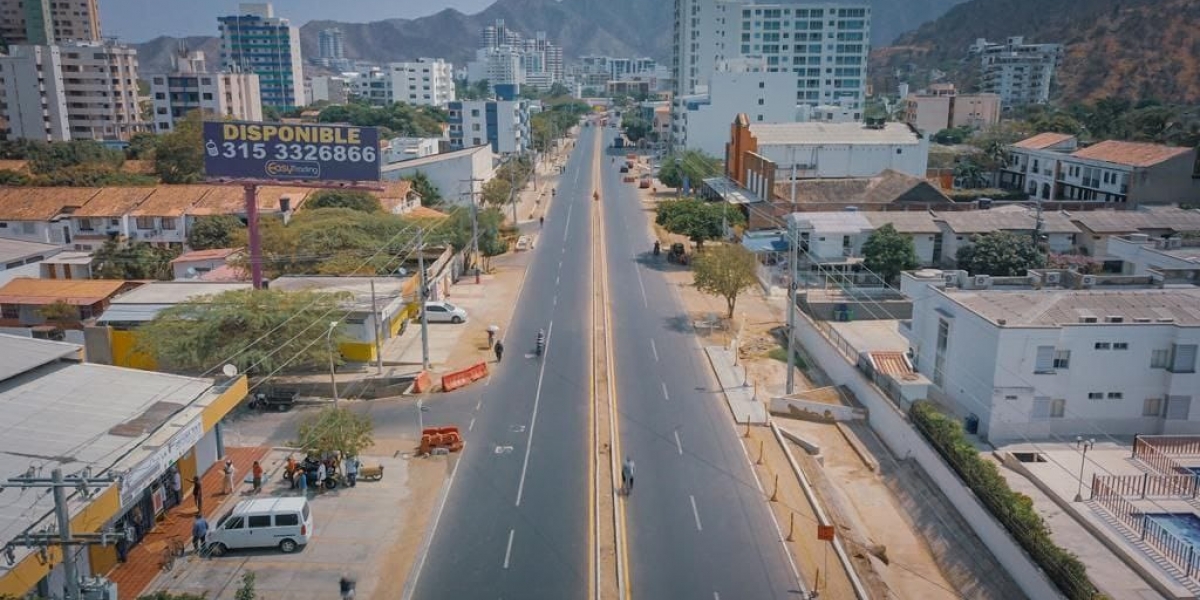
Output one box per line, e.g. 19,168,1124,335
206,497,313,556
515,235,532,251
423,301,468,324
619,165,630,173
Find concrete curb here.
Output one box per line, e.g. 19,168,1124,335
703,346,769,425
834,422,880,473
771,422,872,600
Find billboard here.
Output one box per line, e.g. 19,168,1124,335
203,121,381,181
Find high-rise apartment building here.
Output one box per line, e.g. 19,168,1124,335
148,50,262,132
388,58,455,107
218,3,305,110
447,99,531,155
318,27,345,62
0,41,145,141
970,36,1061,109
0,0,101,44
468,20,562,91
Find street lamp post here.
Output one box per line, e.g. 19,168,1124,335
1074,436,1095,502
326,321,340,406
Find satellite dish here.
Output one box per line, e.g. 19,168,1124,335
222,364,238,377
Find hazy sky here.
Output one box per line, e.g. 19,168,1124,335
101,0,497,42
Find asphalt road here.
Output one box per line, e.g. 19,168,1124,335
408,127,597,599
600,136,803,598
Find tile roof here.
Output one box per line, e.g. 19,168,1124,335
1070,140,1192,168
869,351,916,378
407,206,449,220
0,278,132,306
0,187,101,220
1069,206,1200,233
772,170,952,206
935,205,1080,234
170,247,240,264
254,187,312,213
72,187,155,217
183,185,249,216
1012,132,1075,150
198,264,249,282
129,185,209,217
375,180,415,213
951,288,1200,326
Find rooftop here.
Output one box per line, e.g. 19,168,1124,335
1012,132,1076,150
789,211,872,233
129,185,209,217
948,288,1200,327
750,121,921,146
187,185,311,217
380,144,493,174
0,278,132,306
72,187,155,218
110,281,252,305
0,334,80,381
1069,206,1200,234
935,204,1080,234
1070,140,1193,168
0,187,100,221
270,276,408,311
773,170,951,206
171,247,241,264
704,176,763,205
0,237,63,263
41,251,94,266
863,211,941,234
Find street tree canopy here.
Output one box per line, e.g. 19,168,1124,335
154,111,205,184
622,114,653,143
306,190,382,213
956,231,1047,276
692,244,760,318
657,151,721,190
92,240,179,280
135,289,352,374
317,101,447,138
861,223,920,284
295,407,374,459
188,215,244,250
655,198,744,247
402,171,443,206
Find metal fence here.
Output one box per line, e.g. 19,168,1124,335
1090,475,1144,533
1142,514,1200,579
1091,474,1200,580
1091,473,1198,500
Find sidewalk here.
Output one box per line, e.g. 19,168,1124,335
705,346,769,424
509,136,575,227
106,446,270,600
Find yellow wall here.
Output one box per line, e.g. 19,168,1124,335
389,303,418,337
109,329,158,371
340,341,376,362
200,375,248,432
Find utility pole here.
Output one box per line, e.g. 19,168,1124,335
786,226,799,395
462,178,486,280
4,468,120,600
371,280,383,375
508,153,520,224
417,228,431,370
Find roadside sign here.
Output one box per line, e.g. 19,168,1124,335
817,524,835,541
202,121,381,182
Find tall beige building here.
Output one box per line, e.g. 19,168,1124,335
149,51,263,132
0,0,101,44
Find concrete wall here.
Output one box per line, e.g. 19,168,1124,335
769,396,866,422
759,137,930,180
1136,152,1200,206
382,148,496,206
794,311,1065,599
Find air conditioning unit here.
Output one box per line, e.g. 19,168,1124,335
1044,272,1061,285
1081,275,1097,288
943,272,959,286
972,275,991,289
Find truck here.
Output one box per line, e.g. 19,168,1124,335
613,137,625,149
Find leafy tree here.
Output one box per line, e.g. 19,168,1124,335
861,224,919,284
953,159,988,189
317,101,447,138
455,78,490,101
622,114,653,143
235,571,257,600
658,151,721,190
306,190,382,213
481,178,513,207
135,289,351,373
692,244,759,318
1028,111,1084,136
127,132,159,159
188,215,244,250
956,231,1047,276
402,171,443,206
262,105,282,122
932,126,973,145
92,240,179,280
155,111,205,184
478,226,508,271
28,140,124,174
0,169,30,186
38,300,80,335
295,407,374,458
655,198,744,247
36,163,156,187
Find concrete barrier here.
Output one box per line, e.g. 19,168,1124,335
769,396,866,422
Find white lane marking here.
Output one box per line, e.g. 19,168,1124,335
635,264,648,308
556,275,561,286
503,529,515,569
674,430,683,455
690,495,703,532
554,296,558,306
650,338,658,362
401,446,463,600
468,417,476,431
475,399,482,410
714,593,720,600
661,381,670,401
515,321,553,506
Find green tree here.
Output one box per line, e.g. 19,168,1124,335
402,171,443,206
135,289,351,373
188,215,244,250
956,231,1047,276
953,158,988,189
38,300,80,336
622,114,653,143
235,571,257,600
92,240,179,280
306,190,382,212
932,126,973,145
262,106,282,122
154,111,205,184
317,101,447,137
127,132,159,159
658,151,721,190
655,198,744,247
478,225,508,271
481,177,513,207
692,244,759,318
295,406,374,458
28,140,124,174
0,169,31,186
861,223,920,284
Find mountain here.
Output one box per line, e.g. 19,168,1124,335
871,0,1200,104
134,0,970,74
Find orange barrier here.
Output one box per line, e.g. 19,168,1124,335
441,362,489,392
419,426,465,455
412,371,433,393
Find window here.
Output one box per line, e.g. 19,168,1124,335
1169,344,1197,373
1087,392,1103,400
78,218,94,231
1094,342,1111,350
1050,398,1066,418
161,217,176,230
247,515,271,528
1034,346,1055,373
1,305,17,319
1151,349,1171,369
136,217,155,230
275,513,299,526
1107,392,1123,400
1144,397,1164,417
1112,342,1128,350
222,516,244,530
1053,350,1070,369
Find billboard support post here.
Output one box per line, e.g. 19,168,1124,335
245,183,264,289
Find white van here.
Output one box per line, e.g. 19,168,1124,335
206,497,313,555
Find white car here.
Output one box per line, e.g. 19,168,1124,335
206,497,312,556
515,235,532,251
423,301,468,324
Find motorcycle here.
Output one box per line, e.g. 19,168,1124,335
652,241,661,257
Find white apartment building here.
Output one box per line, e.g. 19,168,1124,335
384,137,440,164
904,84,1001,134
218,3,305,110
970,36,1061,109
1108,234,1200,282
346,69,391,105
901,270,1200,443
0,0,100,44
388,58,455,107
149,51,261,132
447,99,532,155
308,75,349,104
673,60,798,156
468,21,561,91
467,46,525,89
744,121,928,179
0,41,145,141
381,145,496,206
1001,133,1200,205
317,27,345,64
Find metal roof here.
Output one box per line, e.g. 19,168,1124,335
863,212,941,234
787,211,873,233
949,288,1200,327
749,122,920,146
0,334,80,382
703,177,763,205
742,232,789,253
1068,206,1200,234
0,237,62,263
934,205,1080,234
110,282,253,305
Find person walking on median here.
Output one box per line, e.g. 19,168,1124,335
191,476,203,514
191,514,209,553
344,456,360,487
621,457,635,495
493,339,504,363
251,461,263,494
221,459,236,495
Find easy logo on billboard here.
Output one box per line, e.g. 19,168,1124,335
203,121,381,182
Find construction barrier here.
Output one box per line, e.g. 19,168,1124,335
419,426,465,456
440,362,490,392
412,371,433,394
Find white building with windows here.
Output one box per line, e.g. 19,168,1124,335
672,60,799,156
970,36,1061,109
388,58,455,107
148,50,261,132
901,269,1200,443
447,99,532,155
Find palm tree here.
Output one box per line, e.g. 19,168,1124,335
954,160,987,189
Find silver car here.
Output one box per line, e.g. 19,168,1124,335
423,301,468,324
